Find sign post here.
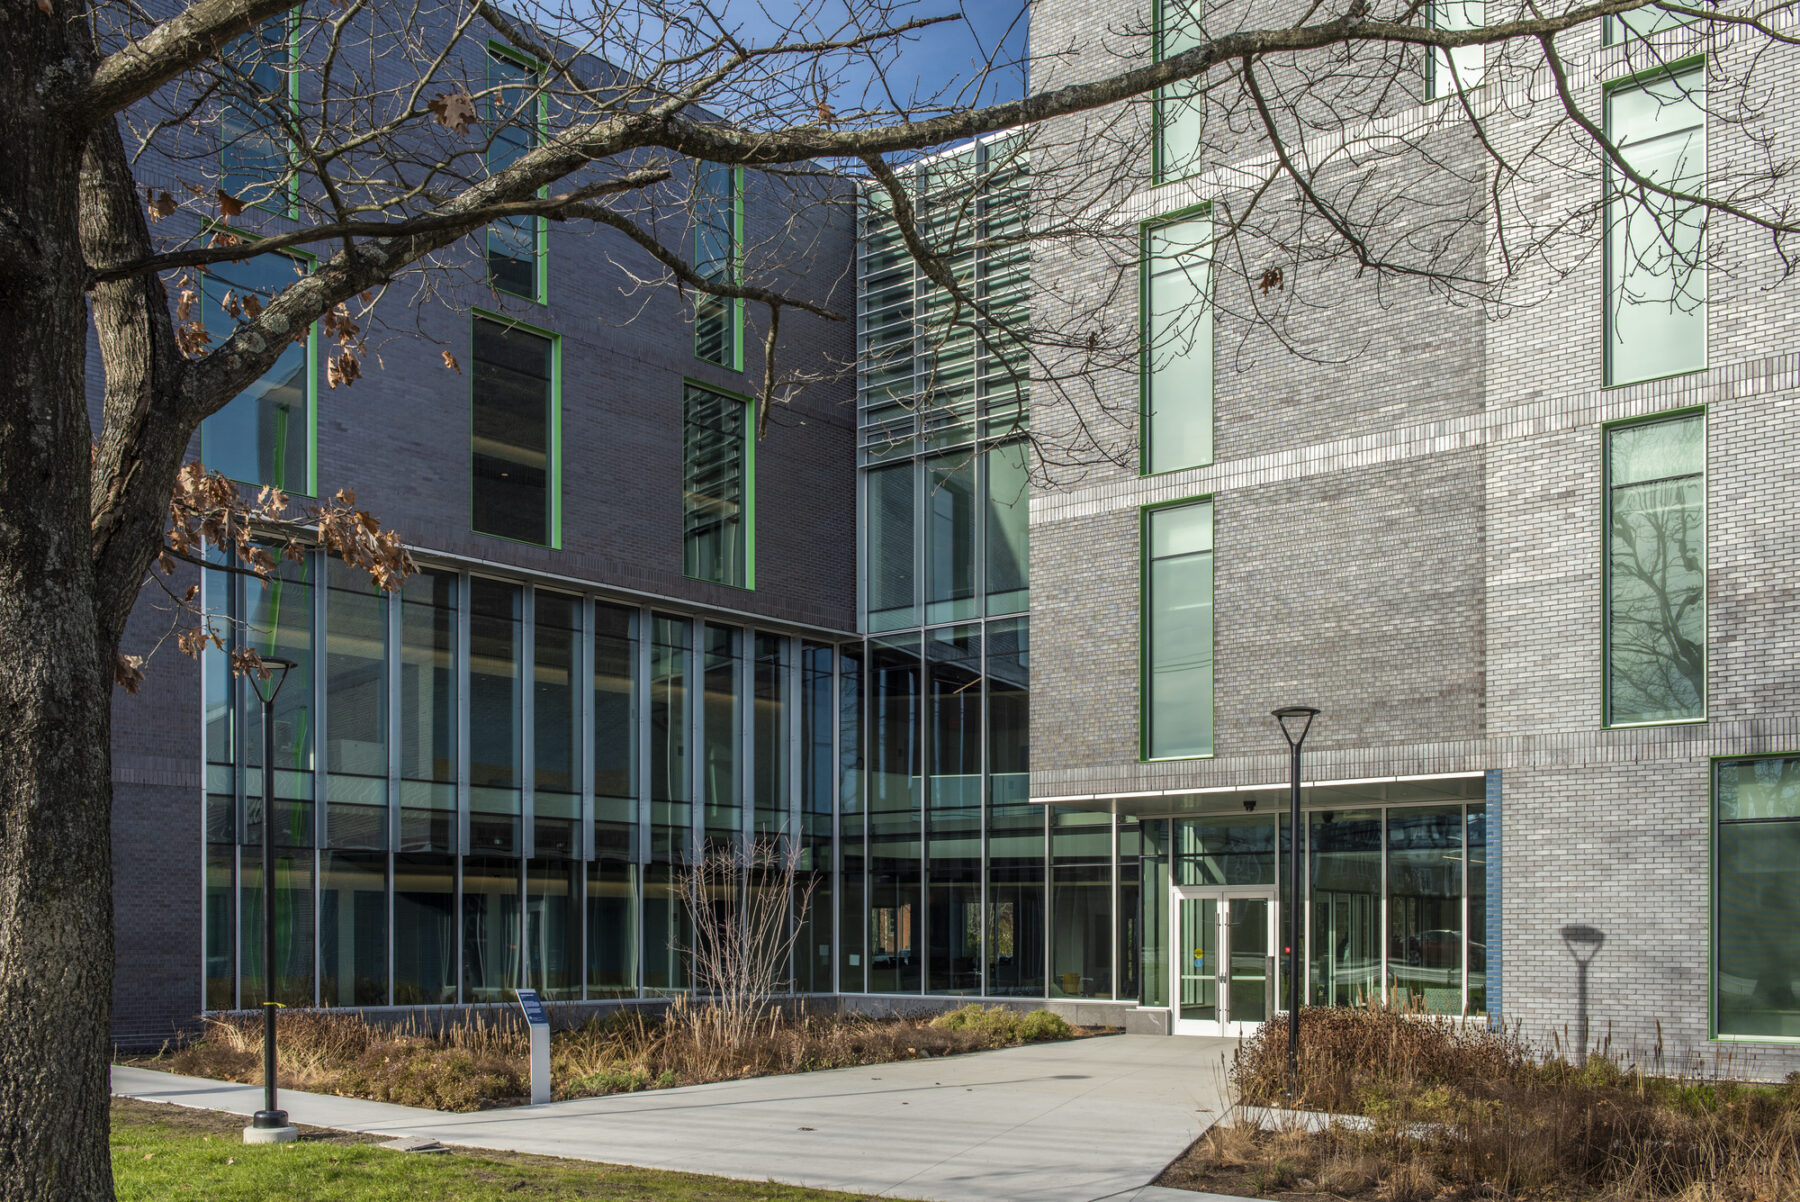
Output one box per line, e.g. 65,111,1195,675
515,988,551,1105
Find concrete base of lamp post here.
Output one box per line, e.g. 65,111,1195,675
242,1124,299,1145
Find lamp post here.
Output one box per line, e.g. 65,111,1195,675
1272,706,1318,1091
247,655,298,1145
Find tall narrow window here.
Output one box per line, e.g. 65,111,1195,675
471,317,556,545
201,252,313,493
220,18,291,210
1606,67,1706,386
399,569,457,853
682,384,752,587
1426,0,1485,99
486,48,544,300
1144,500,1214,759
865,462,917,631
1606,412,1704,725
1154,1,1204,181
1714,757,1800,1039
1143,213,1214,474
925,454,976,624
694,161,742,367
984,442,1030,616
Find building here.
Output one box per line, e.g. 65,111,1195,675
106,0,1800,1082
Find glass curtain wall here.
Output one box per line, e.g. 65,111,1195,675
852,133,1039,1001
202,550,839,1010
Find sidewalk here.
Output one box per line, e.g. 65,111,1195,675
113,1033,1239,1202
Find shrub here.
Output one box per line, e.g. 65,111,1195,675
1017,1010,1072,1042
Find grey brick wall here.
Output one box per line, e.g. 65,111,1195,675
1026,0,1800,1076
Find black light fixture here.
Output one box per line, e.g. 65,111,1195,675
1242,796,1257,812
247,655,298,1142
1272,706,1319,1089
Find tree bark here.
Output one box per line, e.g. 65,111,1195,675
0,5,120,1200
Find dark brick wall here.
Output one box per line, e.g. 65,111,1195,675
100,44,859,1041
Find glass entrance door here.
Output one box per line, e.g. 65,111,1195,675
1172,887,1277,1036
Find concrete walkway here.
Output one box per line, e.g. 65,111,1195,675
113,1033,1240,1202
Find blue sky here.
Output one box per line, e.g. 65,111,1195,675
717,1,1031,115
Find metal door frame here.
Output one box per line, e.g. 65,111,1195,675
1170,885,1277,1036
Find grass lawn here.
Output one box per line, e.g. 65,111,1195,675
111,1098,887,1202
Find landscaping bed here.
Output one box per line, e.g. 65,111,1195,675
1157,1006,1800,1201
111,1096,891,1201
124,1002,1098,1112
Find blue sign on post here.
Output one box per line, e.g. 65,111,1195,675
515,988,549,1026
515,989,552,1104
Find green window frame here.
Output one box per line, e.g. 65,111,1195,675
693,161,744,369
1604,62,1706,387
219,15,298,215
1425,0,1486,100
470,312,562,547
682,381,755,588
1141,207,1214,475
1142,498,1214,760
1712,755,1800,1041
1603,409,1704,727
1153,0,1205,183
486,44,548,303
199,243,317,495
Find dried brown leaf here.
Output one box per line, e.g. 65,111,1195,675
442,350,461,374
426,90,478,136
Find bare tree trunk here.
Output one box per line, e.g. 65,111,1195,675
0,5,120,1199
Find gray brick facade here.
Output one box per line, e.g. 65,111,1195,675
1025,0,1800,1075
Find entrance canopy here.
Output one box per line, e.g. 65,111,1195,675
1031,772,1487,818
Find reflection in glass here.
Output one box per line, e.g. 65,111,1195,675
702,625,742,844
527,858,581,999
753,634,790,837
206,846,236,1010
1227,897,1272,1023
593,602,637,806
241,851,315,1007
642,863,690,994
1140,821,1170,1009
485,50,541,298
986,619,1043,995
796,643,835,992
462,855,521,1002
393,853,456,1004
326,561,387,843
683,386,748,586
471,319,553,544
1175,815,1275,886
1387,806,1465,1014
1309,810,1382,1007
588,861,638,997
1716,757,1800,1037
1145,501,1213,758
534,591,581,858
1177,894,1217,1022
838,644,867,991
320,851,387,1006
469,579,522,854
866,463,916,632
1607,414,1704,724
927,626,982,994
1605,69,1705,386
650,615,691,862
1467,806,1487,1015
1144,216,1213,472
984,443,1030,615
868,638,922,993
1051,808,1112,998
400,570,457,850
201,252,310,491
926,455,976,624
